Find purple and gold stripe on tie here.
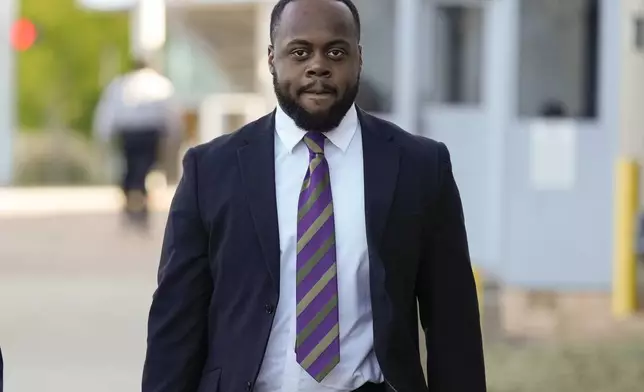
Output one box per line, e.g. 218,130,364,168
296,132,340,382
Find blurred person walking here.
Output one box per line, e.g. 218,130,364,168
93,59,182,228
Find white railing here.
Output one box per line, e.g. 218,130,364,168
198,93,268,143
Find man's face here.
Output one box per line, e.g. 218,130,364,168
269,0,362,132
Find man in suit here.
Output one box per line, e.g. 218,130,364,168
143,0,486,391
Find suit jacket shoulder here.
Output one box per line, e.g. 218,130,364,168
179,112,275,226
361,111,450,180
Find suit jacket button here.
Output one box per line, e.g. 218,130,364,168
246,381,253,390
265,304,275,314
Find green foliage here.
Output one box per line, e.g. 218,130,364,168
18,0,130,137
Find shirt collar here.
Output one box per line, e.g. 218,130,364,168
274,104,359,153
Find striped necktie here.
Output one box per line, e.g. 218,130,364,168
295,132,340,382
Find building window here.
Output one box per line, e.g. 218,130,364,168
429,5,484,105
353,0,395,112
517,0,599,118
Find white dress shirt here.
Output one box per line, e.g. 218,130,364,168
255,105,384,392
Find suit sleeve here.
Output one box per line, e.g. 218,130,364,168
143,148,213,392
416,142,486,391
0,345,3,392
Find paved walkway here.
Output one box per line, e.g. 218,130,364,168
1,187,170,392
0,187,500,391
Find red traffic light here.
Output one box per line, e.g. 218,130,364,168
11,18,38,51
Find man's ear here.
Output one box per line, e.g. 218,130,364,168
268,45,276,75
358,44,363,71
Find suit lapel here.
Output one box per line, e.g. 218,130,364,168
237,113,281,292
235,109,399,291
359,109,401,246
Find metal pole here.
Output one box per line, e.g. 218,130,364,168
0,0,15,185
613,0,644,318
256,1,277,112
613,160,639,317
130,0,166,63
393,0,420,134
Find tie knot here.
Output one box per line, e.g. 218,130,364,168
304,132,326,155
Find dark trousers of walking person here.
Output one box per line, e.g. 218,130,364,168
118,128,161,227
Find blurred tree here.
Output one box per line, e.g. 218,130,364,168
18,0,130,137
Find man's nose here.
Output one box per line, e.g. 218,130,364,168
305,56,332,78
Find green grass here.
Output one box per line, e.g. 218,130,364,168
485,339,644,392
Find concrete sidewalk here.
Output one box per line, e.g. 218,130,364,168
0,187,170,391
0,186,176,217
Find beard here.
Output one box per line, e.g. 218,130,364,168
273,73,359,132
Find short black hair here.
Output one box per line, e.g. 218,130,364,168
269,0,361,44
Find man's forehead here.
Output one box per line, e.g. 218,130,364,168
275,0,356,44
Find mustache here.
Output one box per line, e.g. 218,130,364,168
297,82,337,95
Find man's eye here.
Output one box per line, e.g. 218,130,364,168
291,50,308,57
328,50,345,58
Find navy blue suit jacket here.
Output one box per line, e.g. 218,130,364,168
143,109,486,392
1,345,3,392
